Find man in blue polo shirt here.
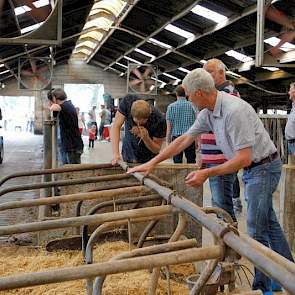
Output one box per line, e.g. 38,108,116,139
128,69,294,294
166,85,197,163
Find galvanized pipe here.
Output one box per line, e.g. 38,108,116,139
0,206,174,236
92,239,199,295
148,213,188,295
0,163,117,187
85,214,169,295
0,246,223,291
239,232,295,276
0,186,148,211
120,162,295,293
0,174,134,197
81,194,161,252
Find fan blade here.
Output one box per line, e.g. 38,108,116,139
140,82,147,93
144,79,156,88
29,59,37,73
37,75,49,87
129,79,142,87
21,70,35,77
270,31,295,56
37,65,49,73
132,68,142,80
142,67,152,79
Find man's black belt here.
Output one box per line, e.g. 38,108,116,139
288,139,295,144
244,151,278,171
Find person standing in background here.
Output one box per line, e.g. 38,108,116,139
202,58,243,222
285,82,295,156
88,106,98,139
166,85,197,163
76,107,86,135
98,104,111,140
48,88,84,164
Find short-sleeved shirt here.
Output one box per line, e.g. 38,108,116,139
119,95,166,163
59,100,84,152
201,80,240,164
186,91,277,163
166,97,197,137
101,109,111,125
285,103,295,140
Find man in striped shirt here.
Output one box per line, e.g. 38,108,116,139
166,85,197,163
202,59,243,222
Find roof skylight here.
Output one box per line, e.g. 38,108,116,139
165,24,194,39
149,38,172,49
20,22,44,34
191,5,228,23
264,37,295,52
225,50,253,63
0,64,4,68
134,48,155,59
163,73,179,80
178,67,191,73
32,0,50,8
124,56,141,64
14,5,31,16
115,62,128,69
0,70,10,75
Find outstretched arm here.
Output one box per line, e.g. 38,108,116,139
111,111,125,165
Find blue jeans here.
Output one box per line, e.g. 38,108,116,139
288,141,295,155
207,163,237,222
242,157,294,292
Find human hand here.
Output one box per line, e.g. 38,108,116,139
185,169,209,187
127,161,155,176
50,103,61,112
111,154,121,165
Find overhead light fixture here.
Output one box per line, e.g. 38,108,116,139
115,62,128,69
178,67,191,73
225,50,253,63
124,56,141,64
163,73,179,80
262,67,280,71
0,64,4,68
20,22,44,34
119,72,124,77
134,48,155,59
0,70,10,75
32,0,50,8
165,24,194,39
14,5,31,16
149,38,172,49
191,5,228,23
264,37,295,52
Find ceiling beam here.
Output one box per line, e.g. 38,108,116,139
255,70,293,82
103,0,203,71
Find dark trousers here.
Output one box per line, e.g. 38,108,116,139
89,139,94,148
232,174,240,199
99,122,104,138
172,136,196,163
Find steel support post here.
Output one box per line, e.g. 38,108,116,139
256,0,266,67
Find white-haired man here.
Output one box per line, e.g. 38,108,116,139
128,68,294,294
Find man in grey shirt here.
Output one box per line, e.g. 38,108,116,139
129,68,294,293
285,82,295,155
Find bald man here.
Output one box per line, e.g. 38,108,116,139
202,59,242,222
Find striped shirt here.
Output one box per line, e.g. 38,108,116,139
201,81,240,164
166,97,197,137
